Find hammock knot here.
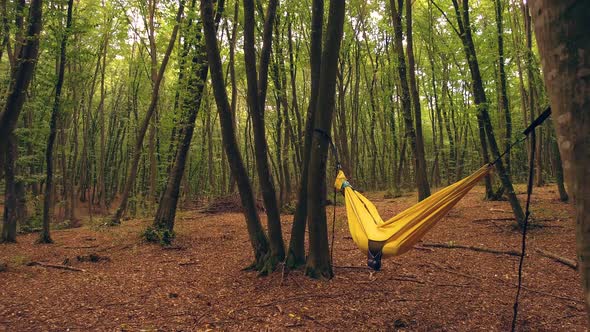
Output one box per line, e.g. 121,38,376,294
340,180,351,191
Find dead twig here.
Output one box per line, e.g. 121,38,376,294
179,261,199,266
334,265,370,270
162,246,186,251
472,217,515,223
392,277,425,284
536,248,578,270
27,261,85,272
63,245,99,249
241,293,341,311
420,242,520,256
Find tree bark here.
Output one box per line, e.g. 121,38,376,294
389,0,429,201
242,0,285,269
0,0,43,243
495,0,512,174
285,0,324,269
201,0,271,268
405,0,431,200
451,0,525,225
110,1,184,224
153,0,223,233
530,0,590,320
40,0,73,243
305,0,346,280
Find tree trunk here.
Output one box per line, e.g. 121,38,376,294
389,0,427,201
242,0,285,270
451,0,525,226
0,0,43,243
201,0,270,268
2,135,18,242
495,0,512,174
110,1,184,225
285,0,324,269
41,0,73,243
305,0,345,280
405,0,431,200
97,31,109,210
153,0,222,233
530,0,590,320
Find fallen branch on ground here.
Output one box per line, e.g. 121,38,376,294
392,277,425,284
64,245,99,249
162,246,186,251
536,248,578,270
419,242,520,256
472,217,515,223
27,261,85,272
179,261,199,266
333,265,370,270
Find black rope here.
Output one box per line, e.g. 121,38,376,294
510,141,534,331
491,107,551,167
510,109,545,331
331,186,337,266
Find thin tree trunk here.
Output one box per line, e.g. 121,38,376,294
2,135,18,242
242,0,285,270
97,30,109,210
405,0,431,200
201,0,270,268
495,0,512,174
389,0,428,201
41,0,73,243
110,1,184,224
153,0,222,233
451,0,525,225
305,0,345,280
227,0,239,193
285,0,324,269
0,0,43,243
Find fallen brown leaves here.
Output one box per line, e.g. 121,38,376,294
0,184,585,331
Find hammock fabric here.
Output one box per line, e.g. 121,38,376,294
334,164,492,269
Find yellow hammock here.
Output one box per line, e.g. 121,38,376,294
334,164,492,269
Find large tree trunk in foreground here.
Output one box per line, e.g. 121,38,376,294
285,0,324,269
242,0,285,270
305,0,346,280
0,0,43,243
110,1,184,225
530,0,590,321
41,0,74,244
201,0,270,268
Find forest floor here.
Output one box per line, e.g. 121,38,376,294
0,184,585,331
